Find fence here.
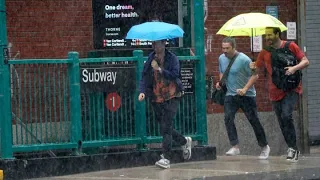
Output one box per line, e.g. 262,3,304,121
0,0,206,159
1,50,207,159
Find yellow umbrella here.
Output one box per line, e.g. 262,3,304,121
217,12,288,60
217,12,287,37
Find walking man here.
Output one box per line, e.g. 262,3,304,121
138,40,192,169
251,27,309,162
216,37,270,159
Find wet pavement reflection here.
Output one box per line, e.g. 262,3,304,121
32,150,320,180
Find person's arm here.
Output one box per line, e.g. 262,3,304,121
237,58,259,96
285,56,309,75
285,43,310,75
240,74,259,93
250,50,265,74
138,57,152,94
297,56,309,69
219,73,223,81
216,56,224,89
138,63,148,101
138,68,146,94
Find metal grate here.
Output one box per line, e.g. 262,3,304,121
11,64,71,145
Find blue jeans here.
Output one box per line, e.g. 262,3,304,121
272,91,299,150
224,95,268,147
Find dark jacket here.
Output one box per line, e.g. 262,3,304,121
138,50,184,98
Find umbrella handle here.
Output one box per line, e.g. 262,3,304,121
251,29,255,62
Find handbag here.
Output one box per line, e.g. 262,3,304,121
211,52,239,105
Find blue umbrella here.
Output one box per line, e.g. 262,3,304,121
126,22,184,41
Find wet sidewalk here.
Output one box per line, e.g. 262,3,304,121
32,147,320,180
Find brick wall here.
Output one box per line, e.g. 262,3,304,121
205,0,298,113
6,0,297,114
6,0,93,58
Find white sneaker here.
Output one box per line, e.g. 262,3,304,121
226,147,240,156
182,137,192,160
155,154,170,169
258,145,270,160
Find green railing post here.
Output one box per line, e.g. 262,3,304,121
194,0,208,145
0,0,13,159
68,52,82,152
133,50,147,149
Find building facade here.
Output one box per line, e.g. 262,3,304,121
305,0,320,143
6,0,319,148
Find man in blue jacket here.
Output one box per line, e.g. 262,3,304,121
138,40,192,169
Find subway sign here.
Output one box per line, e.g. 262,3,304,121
80,63,136,93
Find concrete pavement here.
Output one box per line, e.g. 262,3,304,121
31,146,320,180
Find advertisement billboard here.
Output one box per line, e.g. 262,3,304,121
92,0,179,49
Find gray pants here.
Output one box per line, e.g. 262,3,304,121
152,98,187,159
224,95,268,147
272,91,299,150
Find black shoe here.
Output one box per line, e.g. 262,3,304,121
286,148,300,162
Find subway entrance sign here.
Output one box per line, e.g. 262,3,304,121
80,62,136,93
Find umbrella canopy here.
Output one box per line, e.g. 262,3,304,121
216,12,287,37
126,22,184,41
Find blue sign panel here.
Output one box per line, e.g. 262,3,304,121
266,6,278,19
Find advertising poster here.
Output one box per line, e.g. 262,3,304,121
92,0,179,49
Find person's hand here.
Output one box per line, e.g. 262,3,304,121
151,60,160,70
215,82,221,90
250,62,256,70
138,93,145,101
236,88,247,96
284,66,296,76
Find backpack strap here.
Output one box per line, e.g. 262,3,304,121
284,41,291,50
264,41,291,52
220,52,239,84
264,46,275,52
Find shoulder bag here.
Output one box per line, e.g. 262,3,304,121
211,52,239,105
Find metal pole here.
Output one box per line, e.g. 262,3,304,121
133,50,146,149
297,0,310,154
178,0,184,47
0,0,13,159
193,0,208,145
68,52,82,151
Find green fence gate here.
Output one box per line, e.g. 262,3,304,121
0,0,206,159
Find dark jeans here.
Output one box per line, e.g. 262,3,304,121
152,98,187,159
272,91,299,150
224,95,268,147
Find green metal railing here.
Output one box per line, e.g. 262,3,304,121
5,51,205,158
0,0,206,159
9,59,77,153
11,63,70,145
